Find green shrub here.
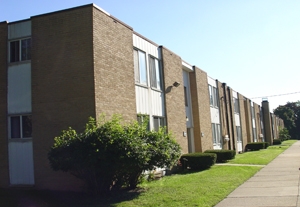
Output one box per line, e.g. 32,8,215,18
263,142,270,149
204,150,236,163
273,139,282,145
48,115,181,195
245,142,266,151
180,153,216,171
279,127,291,141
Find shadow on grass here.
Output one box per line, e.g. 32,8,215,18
0,187,144,207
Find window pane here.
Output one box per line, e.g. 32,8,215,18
149,57,156,88
213,87,218,108
133,50,139,83
11,116,20,138
155,59,161,90
184,86,188,106
138,51,147,85
22,115,32,138
211,123,216,143
159,117,165,128
153,117,159,131
216,124,221,143
209,85,213,106
21,38,31,61
10,41,20,62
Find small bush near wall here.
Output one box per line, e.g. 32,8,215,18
245,142,267,151
273,139,282,145
263,142,270,149
204,150,236,163
180,153,216,171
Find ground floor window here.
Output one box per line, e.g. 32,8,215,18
153,116,165,131
211,123,221,144
9,115,32,139
236,126,242,142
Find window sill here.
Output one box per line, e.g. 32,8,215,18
9,138,33,142
151,87,163,93
135,83,149,89
8,60,31,66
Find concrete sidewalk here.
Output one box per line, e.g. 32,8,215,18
215,141,300,207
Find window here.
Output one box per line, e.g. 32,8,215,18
149,56,162,90
137,114,150,130
211,123,221,144
9,115,32,138
236,126,242,142
233,98,239,114
134,49,147,85
10,38,31,62
153,116,165,131
184,86,188,106
209,85,218,108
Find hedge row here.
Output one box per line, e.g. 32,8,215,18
204,150,236,163
180,153,216,171
245,142,269,151
273,139,282,145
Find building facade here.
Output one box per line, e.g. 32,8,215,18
0,4,284,191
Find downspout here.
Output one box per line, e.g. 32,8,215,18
227,87,236,151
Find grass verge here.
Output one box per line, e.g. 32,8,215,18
0,140,296,206
228,140,298,165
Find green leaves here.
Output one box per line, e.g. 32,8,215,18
48,114,181,194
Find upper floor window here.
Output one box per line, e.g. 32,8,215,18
184,86,188,106
134,49,147,85
9,115,32,139
10,38,31,63
233,98,239,114
149,56,162,90
209,85,219,108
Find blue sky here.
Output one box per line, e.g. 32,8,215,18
1,0,299,111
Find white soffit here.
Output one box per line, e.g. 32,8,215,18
182,61,193,72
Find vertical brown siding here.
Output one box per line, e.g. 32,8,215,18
31,6,95,190
190,67,213,152
161,47,188,153
0,22,9,187
93,7,136,121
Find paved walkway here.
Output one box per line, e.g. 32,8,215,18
215,141,300,207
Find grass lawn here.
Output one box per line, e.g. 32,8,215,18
228,139,298,165
0,140,297,206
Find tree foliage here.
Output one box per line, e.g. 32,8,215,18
48,115,181,194
274,101,300,139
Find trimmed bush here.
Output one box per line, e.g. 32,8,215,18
180,153,216,171
245,142,266,151
273,139,282,145
204,150,236,163
263,142,270,149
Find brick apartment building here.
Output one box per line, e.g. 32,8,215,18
0,4,284,191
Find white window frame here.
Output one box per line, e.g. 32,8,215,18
209,85,219,108
153,116,165,131
233,98,240,114
134,48,147,86
149,55,162,90
8,115,32,139
9,38,31,63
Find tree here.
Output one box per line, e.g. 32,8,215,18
274,101,300,139
48,115,181,195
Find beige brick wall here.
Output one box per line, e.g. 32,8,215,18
92,7,136,121
190,67,213,152
31,5,95,190
192,67,213,152
161,47,188,153
244,98,253,143
238,93,248,150
0,22,9,187
253,103,262,141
